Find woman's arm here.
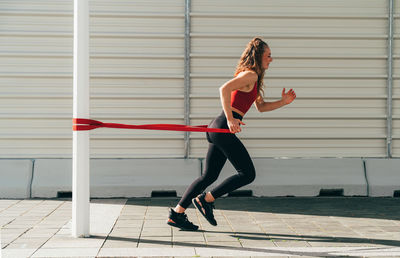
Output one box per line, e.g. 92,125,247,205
219,71,257,133
255,88,296,112
219,71,257,119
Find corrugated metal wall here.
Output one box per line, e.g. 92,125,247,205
190,0,391,158
1,0,73,158
1,0,185,158
90,0,185,158
0,0,397,158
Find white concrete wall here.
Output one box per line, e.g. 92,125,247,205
31,159,200,198
365,159,400,197
90,159,200,198
31,159,72,198
0,160,33,198
1,158,399,198
204,158,367,197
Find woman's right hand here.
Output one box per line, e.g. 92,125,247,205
227,118,246,133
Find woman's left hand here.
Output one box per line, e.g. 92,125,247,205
281,88,296,105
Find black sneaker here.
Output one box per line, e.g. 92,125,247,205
192,193,217,226
166,208,199,231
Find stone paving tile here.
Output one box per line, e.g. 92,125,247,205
206,240,242,247
203,232,239,242
1,227,28,236
257,257,291,258
30,247,99,257
109,231,141,239
140,227,171,237
118,213,146,218
12,236,49,244
110,226,142,232
98,247,196,257
140,236,172,241
0,217,15,226
143,219,169,228
5,241,45,249
263,235,300,242
138,242,172,248
233,233,270,241
287,256,314,258
1,248,37,258
240,239,276,248
40,235,105,248
172,241,208,247
102,239,139,248
271,241,310,247
114,220,143,228
174,256,212,258
204,220,231,228
173,235,205,242
306,240,351,247
171,226,201,233
201,226,232,232
18,227,59,238
260,226,295,233
195,246,274,257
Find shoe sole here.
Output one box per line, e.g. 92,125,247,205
166,220,198,231
192,198,217,226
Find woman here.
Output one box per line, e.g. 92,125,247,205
167,37,296,230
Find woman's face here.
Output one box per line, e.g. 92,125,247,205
262,48,273,69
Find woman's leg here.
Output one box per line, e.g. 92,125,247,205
210,134,256,199
177,142,227,209
168,142,227,231
192,129,255,227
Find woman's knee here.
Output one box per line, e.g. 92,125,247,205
247,170,256,184
241,167,256,184
199,172,219,185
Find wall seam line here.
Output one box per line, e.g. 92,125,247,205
29,159,35,198
363,159,370,197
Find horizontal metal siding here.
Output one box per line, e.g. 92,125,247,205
0,1,71,158
0,0,185,158
189,0,389,158
191,0,387,14
1,0,395,159
90,0,185,158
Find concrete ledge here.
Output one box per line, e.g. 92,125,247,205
32,159,200,198
365,159,400,197
204,158,367,197
31,158,371,198
32,159,71,198
91,159,200,197
0,160,33,198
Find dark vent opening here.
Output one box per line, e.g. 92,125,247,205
319,189,344,197
57,191,72,198
228,190,253,197
151,190,177,197
394,190,400,197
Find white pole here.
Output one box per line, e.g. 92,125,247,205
72,0,90,237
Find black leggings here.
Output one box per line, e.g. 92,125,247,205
178,111,256,209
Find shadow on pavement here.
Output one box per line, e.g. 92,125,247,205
116,197,400,221
92,233,398,257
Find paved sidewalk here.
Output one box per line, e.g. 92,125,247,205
1,197,400,257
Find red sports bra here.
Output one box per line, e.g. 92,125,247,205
231,82,258,114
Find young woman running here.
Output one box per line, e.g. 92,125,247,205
167,37,296,230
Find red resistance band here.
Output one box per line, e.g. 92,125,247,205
72,118,232,133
